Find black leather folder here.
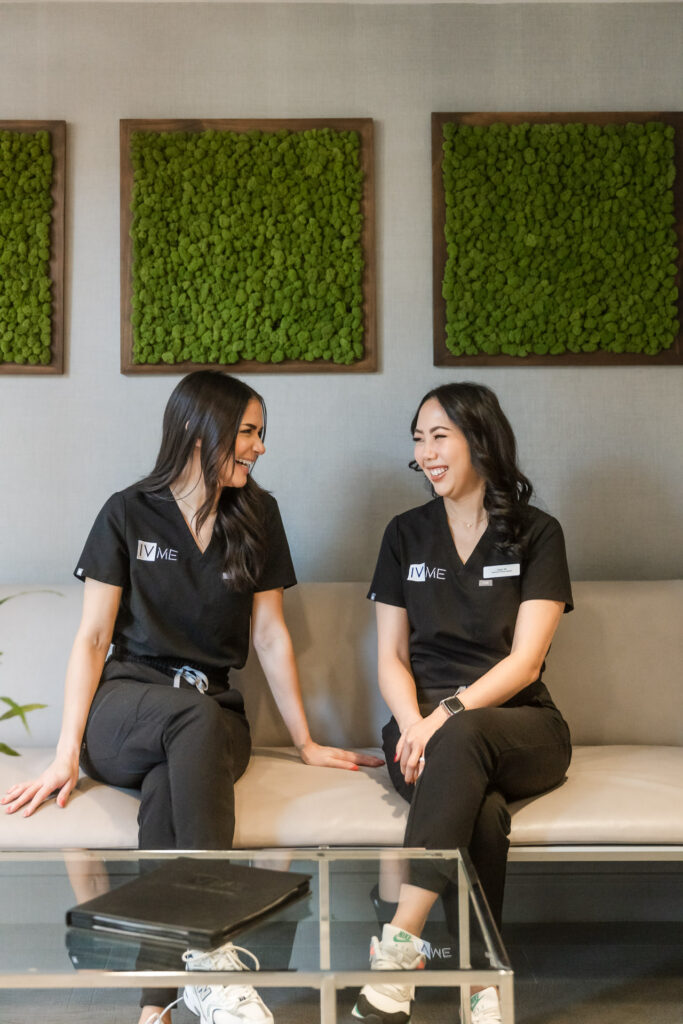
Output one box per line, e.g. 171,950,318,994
66,857,311,949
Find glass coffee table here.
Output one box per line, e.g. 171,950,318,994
0,848,513,1023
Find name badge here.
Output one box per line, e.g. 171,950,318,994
483,563,520,579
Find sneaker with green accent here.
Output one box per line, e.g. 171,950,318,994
470,987,502,1024
351,923,426,1023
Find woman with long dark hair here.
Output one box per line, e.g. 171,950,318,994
2,370,382,1024
353,383,573,1024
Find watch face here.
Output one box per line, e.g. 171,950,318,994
442,694,464,715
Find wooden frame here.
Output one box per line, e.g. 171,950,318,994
0,121,66,375
432,112,683,366
121,119,376,374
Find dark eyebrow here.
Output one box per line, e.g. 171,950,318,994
241,421,261,430
414,423,453,435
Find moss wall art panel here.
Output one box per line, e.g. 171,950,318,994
432,112,683,366
120,119,376,373
0,122,65,375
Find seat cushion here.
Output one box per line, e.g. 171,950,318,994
0,746,404,850
0,748,140,849
1,745,681,851
233,748,407,847
507,745,683,845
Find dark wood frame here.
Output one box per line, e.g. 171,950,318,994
120,118,376,374
0,120,66,375
432,112,683,366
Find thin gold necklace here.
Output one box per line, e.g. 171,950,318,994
447,510,488,530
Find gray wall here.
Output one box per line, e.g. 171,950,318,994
1,2,681,585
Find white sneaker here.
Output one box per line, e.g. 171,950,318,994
182,941,274,1023
470,987,502,1024
352,923,426,1023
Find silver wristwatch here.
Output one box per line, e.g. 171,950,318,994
439,693,466,716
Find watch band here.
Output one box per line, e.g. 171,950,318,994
439,693,466,717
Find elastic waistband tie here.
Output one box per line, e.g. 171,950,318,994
173,665,209,694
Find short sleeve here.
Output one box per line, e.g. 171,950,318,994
254,496,297,593
367,517,406,607
520,514,573,613
73,492,129,587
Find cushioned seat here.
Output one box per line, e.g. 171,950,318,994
0,748,140,850
3,744,682,851
0,581,681,859
507,746,683,846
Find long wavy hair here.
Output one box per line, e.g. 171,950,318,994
410,382,533,555
139,370,268,590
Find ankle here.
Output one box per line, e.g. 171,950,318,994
139,1004,172,1024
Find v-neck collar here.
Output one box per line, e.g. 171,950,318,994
166,486,216,557
436,497,490,572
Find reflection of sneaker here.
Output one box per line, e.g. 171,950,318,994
471,987,502,1024
352,923,426,1023
183,941,274,1023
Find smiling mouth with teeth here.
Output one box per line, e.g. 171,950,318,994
428,466,447,479
236,459,254,471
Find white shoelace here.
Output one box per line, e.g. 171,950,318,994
142,995,182,1024
183,942,261,972
142,944,263,1023
184,946,265,1015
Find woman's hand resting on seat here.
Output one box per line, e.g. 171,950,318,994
298,739,384,771
1,752,80,816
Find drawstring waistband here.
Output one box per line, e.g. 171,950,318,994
110,645,229,693
172,665,209,694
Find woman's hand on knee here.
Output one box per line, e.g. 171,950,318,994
397,708,448,784
1,754,79,816
297,739,384,771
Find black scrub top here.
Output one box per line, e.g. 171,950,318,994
74,485,296,681
368,499,572,711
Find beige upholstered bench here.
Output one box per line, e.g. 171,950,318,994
1,581,681,865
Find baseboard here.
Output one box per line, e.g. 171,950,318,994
503,861,683,923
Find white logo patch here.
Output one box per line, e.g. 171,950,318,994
137,540,178,562
407,562,446,582
137,540,157,561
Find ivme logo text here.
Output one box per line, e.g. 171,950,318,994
407,562,446,582
137,540,179,562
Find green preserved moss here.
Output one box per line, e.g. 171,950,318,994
0,131,53,366
441,121,679,357
129,128,365,366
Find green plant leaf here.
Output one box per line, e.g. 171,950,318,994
0,697,47,732
0,743,20,756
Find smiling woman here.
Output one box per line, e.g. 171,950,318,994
1,369,383,1024
353,382,572,1024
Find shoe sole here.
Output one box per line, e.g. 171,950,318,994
352,993,411,1024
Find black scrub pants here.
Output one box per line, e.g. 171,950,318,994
80,658,252,1009
383,701,571,930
